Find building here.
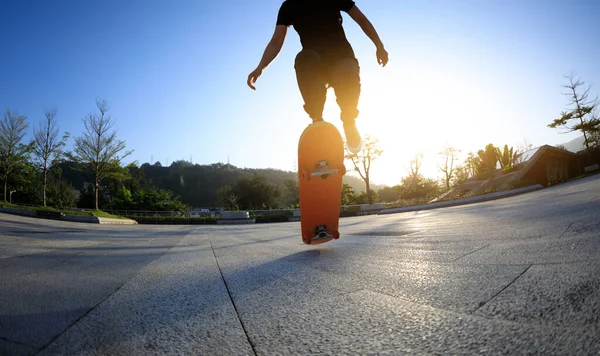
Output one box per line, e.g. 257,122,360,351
510,145,579,187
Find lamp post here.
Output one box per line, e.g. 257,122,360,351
9,190,16,204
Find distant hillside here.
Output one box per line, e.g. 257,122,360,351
559,135,586,153
56,160,384,208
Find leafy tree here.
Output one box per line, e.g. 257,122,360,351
9,160,42,205
495,145,519,173
353,190,379,204
477,144,498,174
235,172,280,209
398,174,440,200
340,183,356,206
439,146,460,191
451,165,470,187
589,111,600,148
464,152,479,178
548,72,600,158
46,167,77,209
345,135,383,204
377,185,399,203
0,109,31,201
282,178,299,207
217,184,239,210
131,185,188,211
32,107,70,206
102,161,132,204
110,186,133,210
64,99,132,209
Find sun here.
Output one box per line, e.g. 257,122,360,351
326,64,502,187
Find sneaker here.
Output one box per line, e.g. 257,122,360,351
343,121,363,154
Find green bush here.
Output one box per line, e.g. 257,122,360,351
131,216,219,225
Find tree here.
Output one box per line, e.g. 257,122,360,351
10,160,42,205
340,183,356,206
495,144,519,173
282,178,299,207
439,146,460,191
464,152,479,178
234,172,280,209
217,184,239,210
64,100,132,210
590,111,600,148
0,109,31,202
32,107,70,206
131,185,188,211
548,72,600,160
110,186,133,210
451,164,470,187
345,135,383,204
377,185,399,203
46,166,77,209
408,152,423,179
398,153,424,199
477,144,498,174
397,174,440,200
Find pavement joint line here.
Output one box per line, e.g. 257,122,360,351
470,264,533,314
32,230,193,355
0,335,36,349
452,244,491,262
558,222,574,238
208,234,258,356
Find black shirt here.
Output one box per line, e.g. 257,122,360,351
276,0,357,65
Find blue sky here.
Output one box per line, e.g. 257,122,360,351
1,0,599,186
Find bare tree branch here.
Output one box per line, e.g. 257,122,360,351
32,107,70,206
344,135,383,204
64,100,133,209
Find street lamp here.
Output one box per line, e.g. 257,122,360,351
9,190,16,204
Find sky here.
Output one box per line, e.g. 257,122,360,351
1,0,599,187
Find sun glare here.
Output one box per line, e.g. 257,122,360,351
323,64,508,186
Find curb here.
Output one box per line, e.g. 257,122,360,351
0,207,138,225
378,184,544,215
61,215,138,225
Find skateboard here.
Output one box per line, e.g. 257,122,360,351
297,121,346,245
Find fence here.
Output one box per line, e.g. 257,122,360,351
4,203,386,225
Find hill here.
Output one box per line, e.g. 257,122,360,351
56,160,384,208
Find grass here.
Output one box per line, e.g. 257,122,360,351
0,201,127,220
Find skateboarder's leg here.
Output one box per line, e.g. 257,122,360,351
330,57,363,152
294,49,327,122
330,57,361,124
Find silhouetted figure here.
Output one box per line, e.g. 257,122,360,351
247,0,388,154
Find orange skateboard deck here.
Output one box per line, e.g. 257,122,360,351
297,121,346,245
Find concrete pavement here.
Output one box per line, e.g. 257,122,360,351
1,174,599,355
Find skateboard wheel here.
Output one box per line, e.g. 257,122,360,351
302,231,312,244
339,164,346,176
333,231,340,239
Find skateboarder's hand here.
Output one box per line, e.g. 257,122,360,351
376,46,389,67
247,68,263,90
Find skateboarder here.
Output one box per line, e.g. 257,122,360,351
247,0,388,154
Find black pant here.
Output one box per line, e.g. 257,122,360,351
294,49,361,123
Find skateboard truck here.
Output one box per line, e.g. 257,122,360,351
312,225,334,241
311,160,343,179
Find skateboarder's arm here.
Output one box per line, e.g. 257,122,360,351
255,25,288,71
247,25,288,90
347,6,389,66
